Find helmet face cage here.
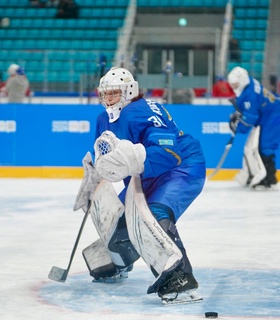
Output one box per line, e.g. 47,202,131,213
98,84,126,109
98,67,139,109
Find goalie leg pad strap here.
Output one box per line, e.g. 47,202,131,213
125,176,182,278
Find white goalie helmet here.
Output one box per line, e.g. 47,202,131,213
98,67,139,123
7,64,20,76
227,66,250,97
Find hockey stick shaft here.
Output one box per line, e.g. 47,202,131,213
208,134,235,179
48,207,90,283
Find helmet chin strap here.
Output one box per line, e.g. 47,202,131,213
106,104,123,123
105,98,131,123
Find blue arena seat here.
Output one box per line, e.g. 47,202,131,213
254,51,264,62
240,51,252,62
239,40,254,51
233,0,269,6
253,62,263,73
255,41,266,51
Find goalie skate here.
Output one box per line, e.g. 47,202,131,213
158,270,203,306
161,289,203,306
92,265,133,283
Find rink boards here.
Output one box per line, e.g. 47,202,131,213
0,103,279,179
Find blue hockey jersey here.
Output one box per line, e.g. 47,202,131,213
95,98,206,221
234,77,280,156
95,98,204,178
235,77,280,133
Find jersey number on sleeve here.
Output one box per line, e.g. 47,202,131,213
148,115,167,128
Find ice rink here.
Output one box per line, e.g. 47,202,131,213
1,178,279,320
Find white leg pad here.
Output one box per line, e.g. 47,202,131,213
235,157,250,186
125,176,182,276
235,126,266,187
89,179,124,246
83,239,113,271
89,179,125,266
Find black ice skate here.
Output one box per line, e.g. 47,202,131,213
92,264,133,283
158,271,202,305
252,180,278,191
252,155,278,191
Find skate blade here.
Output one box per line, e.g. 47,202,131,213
161,290,203,306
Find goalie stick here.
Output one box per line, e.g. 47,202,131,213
48,206,90,283
208,134,235,179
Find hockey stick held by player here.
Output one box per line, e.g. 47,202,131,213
207,133,235,180
227,66,280,190
72,66,206,305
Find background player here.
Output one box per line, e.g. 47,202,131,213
227,66,280,190
0,64,30,103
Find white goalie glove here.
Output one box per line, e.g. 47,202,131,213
73,151,103,213
94,131,146,182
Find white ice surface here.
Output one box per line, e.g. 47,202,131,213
0,178,279,320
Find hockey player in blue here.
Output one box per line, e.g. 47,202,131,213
227,66,280,190
74,67,206,305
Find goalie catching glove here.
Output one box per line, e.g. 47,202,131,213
94,131,146,182
73,152,103,213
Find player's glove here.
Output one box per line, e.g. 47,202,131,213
94,131,146,182
228,97,243,112
229,111,241,133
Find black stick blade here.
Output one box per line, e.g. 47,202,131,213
48,266,68,283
